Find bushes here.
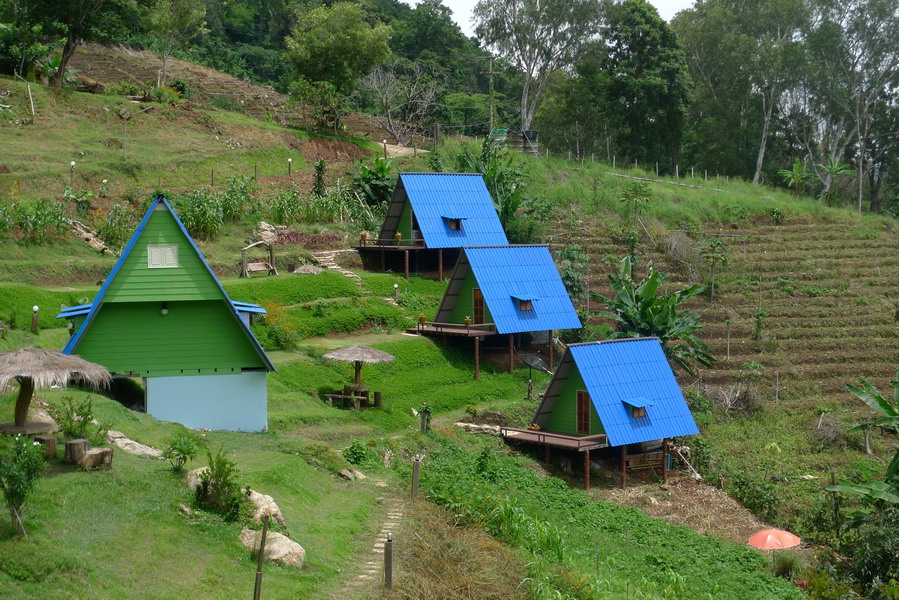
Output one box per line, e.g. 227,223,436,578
172,189,223,240
0,200,69,244
162,433,201,472
195,448,249,521
96,203,135,249
48,397,109,447
0,435,48,535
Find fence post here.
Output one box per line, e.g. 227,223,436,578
30,305,39,333
384,532,393,589
252,513,270,600
411,455,421,498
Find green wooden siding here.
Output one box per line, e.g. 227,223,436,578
448,269,494,324
103,207,222,303
74,300,264,376
543,365,603,436
395,201,419,246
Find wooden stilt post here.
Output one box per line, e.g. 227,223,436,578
662,438,669,485
404,250,409,280
380,249,385,271
508,334,514,374
438,249,443,281
620,445,628,490
474,336,480,381
584,450,591,491
545,445,551,464
548,330,554,370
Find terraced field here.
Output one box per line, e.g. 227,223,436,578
560,215,899,408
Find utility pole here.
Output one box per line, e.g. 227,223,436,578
478,55,498,133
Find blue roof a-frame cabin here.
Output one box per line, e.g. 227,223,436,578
416,245,581,379
56,196,275,432
357,173,509,279
501,338,699,489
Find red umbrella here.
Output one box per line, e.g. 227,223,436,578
748,529,801,550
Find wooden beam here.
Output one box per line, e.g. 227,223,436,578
662,438,669,485
404,250,409,280
548,330,554,370
508,334,514,374
620,445,628,490
584,449,591,491
438,249,443,281
474,336,480,381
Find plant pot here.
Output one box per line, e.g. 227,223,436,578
418,315,427,324
464,318,472,326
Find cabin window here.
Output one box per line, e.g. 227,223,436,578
148,244,178,268
576,390,590,434
448,218,463,230
518,299,533,311
631,406,647,418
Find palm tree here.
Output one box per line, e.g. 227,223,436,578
591,256,715,377
815,156,855,205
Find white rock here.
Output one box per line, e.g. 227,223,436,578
255,221,279,244
248,489,286,527
107,430,162,459
27,407,59,431
453,422,501,436
350,469,366,481
185,466,210,492
338,469,355,481
239,529,306,569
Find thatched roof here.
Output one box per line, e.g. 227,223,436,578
0,348,112,390
323,345,395,364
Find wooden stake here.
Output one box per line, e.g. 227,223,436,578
411,455,421,498
254,164,258,180
726,320,731,360
775,371,780,408
474,336,480,381
584,450,591,491
662,438,669,485
403,250,409,280
438,249,443,281
211,169,215,188
252,513,270,600
384,533,393,589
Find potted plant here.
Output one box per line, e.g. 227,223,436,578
418,314,427,324
464,316,472,326
360,231,367,244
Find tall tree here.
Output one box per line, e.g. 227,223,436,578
286,2,391,96
600,0,691,167
473,0,603,130
363,58,440,146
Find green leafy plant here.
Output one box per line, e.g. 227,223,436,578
352,157,395,206
752,309,768,341
591,255,715,376
0,435,48,535
48,397,109,446
172,189,223,240
312,159,326,198
162,433,201,472
195,448,248,521
772,552,804,579
456,137,526,232
342,440,370,466
769,207,785,225
220,176,258,222
620,181,651,228
554,244,589,304
700,238,730,303
427,150,445,173
778,157,816,197
65,186,95,217
815,156,855,205
97,203,135,249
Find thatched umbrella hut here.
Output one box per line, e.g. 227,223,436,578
0,348,112,435
323,345,395,387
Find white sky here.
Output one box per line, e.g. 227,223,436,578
432,0,696,38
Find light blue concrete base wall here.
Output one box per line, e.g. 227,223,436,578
146,372,267,432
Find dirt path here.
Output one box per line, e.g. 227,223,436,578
593,475,768,545
344,478,406,597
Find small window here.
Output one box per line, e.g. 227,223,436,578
148,244,179,268
518,299,533,311
631,406,647,418
448,218,463,231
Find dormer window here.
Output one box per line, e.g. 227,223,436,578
511,294,538,312
148,244,178,268
442,215,467,231
622,397,652,418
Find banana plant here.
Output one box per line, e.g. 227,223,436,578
814,156,855,205
778,157,816,197
591,256,715,376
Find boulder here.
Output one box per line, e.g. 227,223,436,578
338,469,356,481
239,529,306,569
350,469,366,481
255,222,279,244
27,406,59,432
454,422,501,436
185,466,210,492
248,489,286,527
107,430,162,459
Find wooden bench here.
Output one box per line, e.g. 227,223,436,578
241,241,278,277
626,451,665,471
246,261,276,275
324,394,367,410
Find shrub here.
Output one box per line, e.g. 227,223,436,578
168,78,192,99
195,448,248,521
772,552,804,579
0,435,48,535
312,159,326,198
14,200,69,244
342,440,370,466
150,86,180,105
209,94,244,113
97,203,135,249
48,397,109,447
729,471,780,521
847,507,899,593
352,157,395,206
220,176,257,222
162,433,201,472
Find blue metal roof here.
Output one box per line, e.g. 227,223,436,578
401,174,508,248
464,246,582,334
568,339,699,446
622,397,654,408
62,196,275,373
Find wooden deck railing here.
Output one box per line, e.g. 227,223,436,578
417,321,497,335
500,427,609,450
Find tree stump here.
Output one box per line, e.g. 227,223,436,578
79,447,113,470
64,439,90,464
34,434,57,459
